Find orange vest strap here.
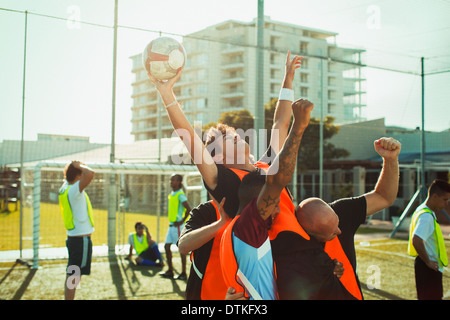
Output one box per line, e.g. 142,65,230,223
220,216,246,296
197,200,230,300
324,237,362,300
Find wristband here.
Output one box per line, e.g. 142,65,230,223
165,100,179,108
278,88,294,101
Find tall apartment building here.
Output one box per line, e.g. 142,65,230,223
130,16,366,141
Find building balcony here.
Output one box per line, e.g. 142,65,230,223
221,44,245,55
220,62,245,71
131,112,159,122
131,124,174,135
220,77,245,84
220,91,245,99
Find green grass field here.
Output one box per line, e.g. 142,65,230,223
1,204,450,300
2,237,450,300
0,202,169,251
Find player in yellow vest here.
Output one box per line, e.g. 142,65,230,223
408,179,450,300
126,222,163,267
59,161,94,300
160,174,191,280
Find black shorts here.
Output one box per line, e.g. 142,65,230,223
66,236,93,276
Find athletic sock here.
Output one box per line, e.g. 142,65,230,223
140,259,158,266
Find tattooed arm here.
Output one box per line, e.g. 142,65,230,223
257,99,314,220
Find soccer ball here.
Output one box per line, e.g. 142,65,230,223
142,37,187,81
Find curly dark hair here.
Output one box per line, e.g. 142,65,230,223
63,161,82,183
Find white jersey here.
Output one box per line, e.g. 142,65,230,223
60,180,95,237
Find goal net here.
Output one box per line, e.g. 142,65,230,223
18,161,203,269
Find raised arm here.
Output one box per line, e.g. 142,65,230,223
262,52,302,162
364,137,401,216
72,161,94,192
257,99,314,220
149,71,218,189
143,225,155,247
178,198,230,255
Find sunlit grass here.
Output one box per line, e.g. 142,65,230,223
0,202,169,251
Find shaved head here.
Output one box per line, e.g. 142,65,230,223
295,197,341,243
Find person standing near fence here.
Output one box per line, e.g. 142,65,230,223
408,179,450,300
160,174,191,280
59,161,95,300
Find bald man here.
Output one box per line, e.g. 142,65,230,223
281,137,401,300
296,198,341,243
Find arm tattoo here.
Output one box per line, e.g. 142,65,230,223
278,130,302,178
259,194,279,217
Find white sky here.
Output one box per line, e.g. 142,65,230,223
1,0,449,144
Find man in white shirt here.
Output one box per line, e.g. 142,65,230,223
59,161,95,300
409,179,450,300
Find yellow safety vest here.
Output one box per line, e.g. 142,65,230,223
59,185,94,230
133,233,149,255
168,190,186,223
408,208,448,266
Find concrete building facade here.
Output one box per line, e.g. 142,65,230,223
130,16,366,141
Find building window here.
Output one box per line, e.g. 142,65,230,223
300,41,308,54
300,73,308,83
197,98,206,109
300,87,308,97
301,58,308,69
197,53,208,65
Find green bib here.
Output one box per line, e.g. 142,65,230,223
59,185,94,230
133,233,149,255
168,190,186,223
408,208,448,266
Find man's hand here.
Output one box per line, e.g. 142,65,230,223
210,194,231,224
291,98,314,133
283,51,302,87
426,260,440,272
225,287,248,300
333,259,344,279
147,69,182,100
374,137,401,161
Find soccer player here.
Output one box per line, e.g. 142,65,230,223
160,174,191,280
59,161,95,300
408,179,450,300
291,137,401,299
220,98,313,299
126,221,163,267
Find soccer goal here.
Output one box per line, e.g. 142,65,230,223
19,161,202,269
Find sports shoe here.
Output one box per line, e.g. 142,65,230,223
159,270,174,278
175,272,187,280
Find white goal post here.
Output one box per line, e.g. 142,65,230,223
29,161,203,269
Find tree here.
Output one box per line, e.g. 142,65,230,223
297,116,350,171
264,98,349,171
202,109,254,141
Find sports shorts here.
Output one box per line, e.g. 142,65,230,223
165,223,185,245
66,236,93,275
